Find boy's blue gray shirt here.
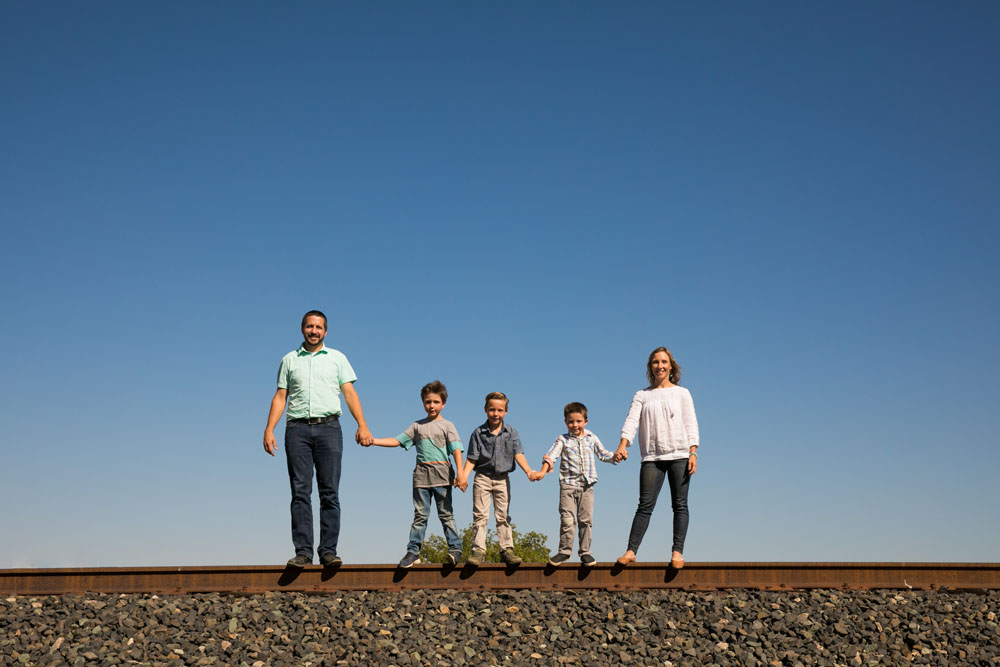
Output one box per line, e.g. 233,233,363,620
396,417,463,488
467,422,523,475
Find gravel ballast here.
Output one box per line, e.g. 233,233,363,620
3,589,998,665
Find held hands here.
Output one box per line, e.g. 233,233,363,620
527,470,545,482
612,443,629,463
454,475,469,492
356,426,374,447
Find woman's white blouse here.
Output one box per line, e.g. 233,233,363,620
620,386,699,462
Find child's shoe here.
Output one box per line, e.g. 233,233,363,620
398,552,420,568
500,548,522,566
548,553,570,567
447,549,462,565
467,550,484,567
580,553,596,567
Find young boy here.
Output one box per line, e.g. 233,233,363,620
370,380,465,568
532,402,615,567
459,391,537,567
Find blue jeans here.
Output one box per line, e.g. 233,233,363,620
285,419,343,557
626,459,690,554
407,485,462,554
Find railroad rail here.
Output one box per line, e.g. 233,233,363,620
2,563,998,595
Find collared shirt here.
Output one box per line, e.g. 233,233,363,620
396,417,464,488
543,429,614,486
277,344,358,420
467,422,523,476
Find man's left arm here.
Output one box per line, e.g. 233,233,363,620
340,382,373,445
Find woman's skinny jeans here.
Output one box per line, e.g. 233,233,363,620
626,459,690,554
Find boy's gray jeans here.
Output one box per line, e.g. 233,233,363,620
558,482,595,556
472,472,513,552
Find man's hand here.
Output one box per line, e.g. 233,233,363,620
263,431,277,456
355,425,373,446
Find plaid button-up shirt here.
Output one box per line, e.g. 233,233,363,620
543,429,615,486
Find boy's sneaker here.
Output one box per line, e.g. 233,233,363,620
548,553,570,567
500,548,522,566
580,553,597,567
467,550,484,567
320,552,342,566
398,552,421,568
447,549,462,565
286,554,311,567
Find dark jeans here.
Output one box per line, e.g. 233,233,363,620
406,485,462,555
285,419,343,557
626,459,690,554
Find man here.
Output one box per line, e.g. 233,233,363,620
263,310,373,567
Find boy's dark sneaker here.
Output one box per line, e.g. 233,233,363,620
447,549,462,565
320,552,342,566
467,550,484,567
398,552,420,568
548,553,571,567
286,554,311,567
500,548,522,566
580,553,597,567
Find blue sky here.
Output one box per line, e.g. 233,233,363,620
2,2,997,567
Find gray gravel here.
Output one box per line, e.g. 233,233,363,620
3,589,998,665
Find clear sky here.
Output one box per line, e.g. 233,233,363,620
2,2,998,568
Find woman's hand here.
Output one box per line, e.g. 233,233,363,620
687,452,697,474
613,438,629,462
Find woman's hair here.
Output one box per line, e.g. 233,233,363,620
646,347,682,387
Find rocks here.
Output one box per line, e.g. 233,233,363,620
0,590,997,665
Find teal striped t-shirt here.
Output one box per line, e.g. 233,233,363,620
397,417,463,488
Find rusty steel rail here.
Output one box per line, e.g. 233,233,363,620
2,563,998,595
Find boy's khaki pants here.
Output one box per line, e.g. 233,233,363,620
557,483,595,556
472,472,514,552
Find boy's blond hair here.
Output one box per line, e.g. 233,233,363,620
484,391,508,408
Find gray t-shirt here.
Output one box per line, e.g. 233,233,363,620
396,417,463,488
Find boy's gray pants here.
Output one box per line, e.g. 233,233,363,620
558,482,595,556
472,472,513,552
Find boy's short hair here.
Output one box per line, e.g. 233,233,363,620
564,402,588,420
421,380,448,403
484,391,508,408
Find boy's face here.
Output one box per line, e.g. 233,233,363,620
565,412,588,437
423,392,445,419
485,399,508,429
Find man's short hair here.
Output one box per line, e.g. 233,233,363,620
484,391,508,409
564,402,588,420
301,310,328,328
422,380,448,403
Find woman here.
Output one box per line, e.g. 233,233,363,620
614,347,699,569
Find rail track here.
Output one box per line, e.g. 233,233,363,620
2,562,998,595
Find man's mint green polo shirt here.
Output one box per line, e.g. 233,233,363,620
277,345,358,420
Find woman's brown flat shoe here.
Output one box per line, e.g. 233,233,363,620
670,555,685,569
616,554,635,566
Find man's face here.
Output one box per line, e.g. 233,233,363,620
301,315,327,348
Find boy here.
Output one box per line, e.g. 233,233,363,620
532,402,614,567
459,391,537,567
370,380,465,568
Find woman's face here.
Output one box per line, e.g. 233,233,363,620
649,350,672,384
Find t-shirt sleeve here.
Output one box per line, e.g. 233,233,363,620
510,427,524,456
397,422,417,450
447,422,463,454
337,353,358,386
276,356,290,390
466,429,482,463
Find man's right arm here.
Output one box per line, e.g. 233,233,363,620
263,388,288,456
